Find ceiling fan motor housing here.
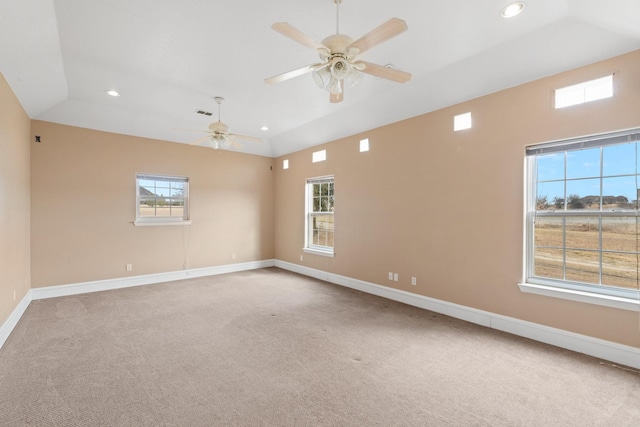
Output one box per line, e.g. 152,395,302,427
209,121,229,133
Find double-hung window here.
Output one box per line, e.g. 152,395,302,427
523,129,640,309
304,176,335,257
135,174,190,226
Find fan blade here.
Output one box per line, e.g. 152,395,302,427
189,135,212,145
229,133,262,143
174,128,209,134
272,22,326,51
357,61,412,83
347,18,408,55
330,80,344,103
227,137,244,150
265,64,319,85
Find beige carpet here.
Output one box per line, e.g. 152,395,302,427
0,267,639,426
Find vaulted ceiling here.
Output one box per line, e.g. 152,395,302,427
1,0,639,157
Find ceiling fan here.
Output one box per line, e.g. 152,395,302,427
179,97,262,150
265,0,412,103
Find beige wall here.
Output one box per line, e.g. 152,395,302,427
4,50,640,351
0,72,31,324
30,121,274,287
274,50,640,348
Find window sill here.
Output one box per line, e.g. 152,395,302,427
303,247,335,258
133,220,192,227
518,282,640,312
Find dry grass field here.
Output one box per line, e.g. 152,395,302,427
534,217,639,289
312,215,334,247
139,206,184,217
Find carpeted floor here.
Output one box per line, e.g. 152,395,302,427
1,267,639,426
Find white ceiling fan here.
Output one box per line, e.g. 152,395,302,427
179,97,262,150
265,0,412,103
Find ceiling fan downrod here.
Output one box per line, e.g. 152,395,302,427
214,96,224,122
334,0,342,34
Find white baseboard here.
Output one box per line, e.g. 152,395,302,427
275,260,640,370
30,259,275,300
0,290,32,351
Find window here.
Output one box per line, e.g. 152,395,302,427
305,176,334,256
554,74,613,109
312,149,327,163
524,129,640,308
135,174,190,226
454,112,472,131
283,159,289,169
360,138,370,152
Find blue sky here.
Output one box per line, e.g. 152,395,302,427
537,142,639,203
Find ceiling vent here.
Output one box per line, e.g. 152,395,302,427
195,109,213,116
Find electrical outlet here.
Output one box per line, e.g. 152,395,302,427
388,272,393,280
411,277,417,286
393,273,399,282
13,290,16,301
300,255,303,261
232,253,236,260
126,264,132,271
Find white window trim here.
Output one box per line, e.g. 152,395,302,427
303,247,335,258
134,173,191,226
518,282,640,312
520,128,640,311
133,219,192,227
304,176,335,257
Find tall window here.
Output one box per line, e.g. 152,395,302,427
305,176,334,256
136,174,189,224
526,129,640,301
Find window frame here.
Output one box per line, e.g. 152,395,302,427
304,176,335,257
134,173,191,226
521,129,640,311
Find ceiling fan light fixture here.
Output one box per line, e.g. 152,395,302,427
346,70,363,88
328,78,343,95
312,67,331,88
501,2,525,18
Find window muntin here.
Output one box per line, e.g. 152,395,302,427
136,174,189,222
526,129,640,300
305,176,334,255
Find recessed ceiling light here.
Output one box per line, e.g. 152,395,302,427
501,2,525,18
261,126,269,131
105,90,120,97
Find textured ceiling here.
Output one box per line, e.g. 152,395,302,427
1,0,639,157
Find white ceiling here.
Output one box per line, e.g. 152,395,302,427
1,0,639,157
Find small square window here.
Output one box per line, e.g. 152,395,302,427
360,138,370,152
283,159,289,169
312,149,327,163
135,173,190,226
454,112,472,131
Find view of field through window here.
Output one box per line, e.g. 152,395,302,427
532,140,640,291
138,176,187,218
310,181,334,248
